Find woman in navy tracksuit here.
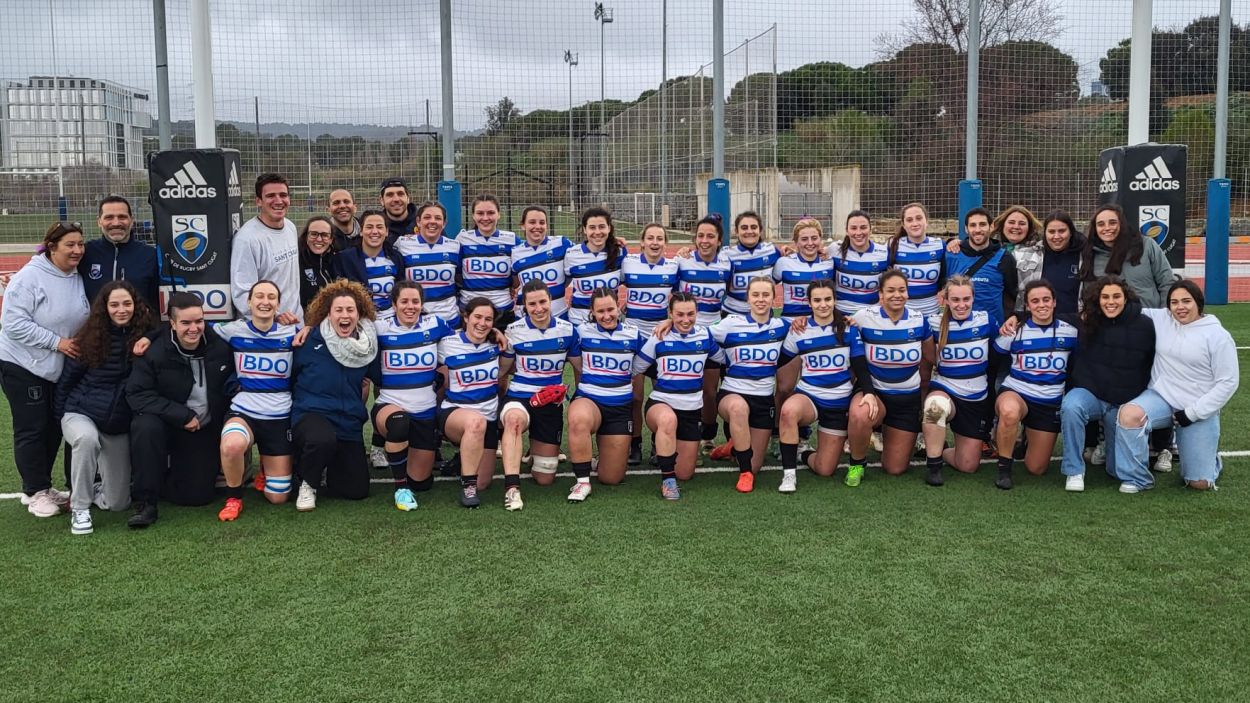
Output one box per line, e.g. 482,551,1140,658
290,280,381,509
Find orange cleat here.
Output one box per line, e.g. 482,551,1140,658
253,470,266,492
709,441,734,461
218,497,243,522
735,472,755,493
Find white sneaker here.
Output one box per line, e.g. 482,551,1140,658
1090,443,1106,466
370,446,387,469
47,487,71,509
26,489,62,517
70,508,93,535
1153,449,1173,473
1065,474,1085,492
870,432,884,453
296,481,317,511
504,486,524,511
1119,482,1144,494
567,482,592,502
778,470,797,493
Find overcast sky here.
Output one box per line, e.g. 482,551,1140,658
2,0,1244,129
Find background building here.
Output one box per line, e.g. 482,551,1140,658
0,76,151,171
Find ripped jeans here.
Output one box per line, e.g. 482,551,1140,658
1114,389,1223,489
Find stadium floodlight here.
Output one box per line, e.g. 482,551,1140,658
564,50,579,209
594,4,612,201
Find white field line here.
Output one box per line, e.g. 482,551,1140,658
5,453,1250,500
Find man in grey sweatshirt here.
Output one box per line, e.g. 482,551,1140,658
230,173,302,324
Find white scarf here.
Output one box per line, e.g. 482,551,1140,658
319,317,377,368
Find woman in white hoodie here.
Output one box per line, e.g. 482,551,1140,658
0,222,91,518
1114,280,1238,492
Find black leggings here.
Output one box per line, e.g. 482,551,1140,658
293,414,369,499
0,361,63,495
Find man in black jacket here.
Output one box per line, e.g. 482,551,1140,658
125,293,235,527
80,195,161,309
380,178,417,242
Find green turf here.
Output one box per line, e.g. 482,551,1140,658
1,307,1249,702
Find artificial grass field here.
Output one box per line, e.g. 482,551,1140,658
2,308,1249,702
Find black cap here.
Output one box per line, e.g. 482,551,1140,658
379,177,408,195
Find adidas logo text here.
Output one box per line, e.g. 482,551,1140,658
1098,162,1118,194
227,163,242,198
1129,156,1180,192
158,161,218,199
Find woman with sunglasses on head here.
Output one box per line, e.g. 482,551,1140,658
0,221,90,518
634,292,719,500
213,280,301,522
566,206,627,326
566,287,645,501
54,280,156,534
776,279,874,492
511,205,573,320
497,281,580,510
371,281,455,512
297,216,338,311
677,215,733,452
991,279,1078,490
920,276,996,486
830,210,889,315
851,268,929,481
1114,281,1237,493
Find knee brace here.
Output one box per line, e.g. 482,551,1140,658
531,455,560,475
409,475,434,492
384,412,411,443
264,474,292,495
923,395,953,429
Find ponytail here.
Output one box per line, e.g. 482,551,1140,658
936,275,973,359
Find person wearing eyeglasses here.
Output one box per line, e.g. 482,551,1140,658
298,216,338,310
0,221,91,519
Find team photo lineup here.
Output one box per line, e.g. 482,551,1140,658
0,171,1239,535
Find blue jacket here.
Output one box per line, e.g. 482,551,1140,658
54,325,135,434
78,236,160,309
290,326,381,441
945,240,1018,328
334,241,403,286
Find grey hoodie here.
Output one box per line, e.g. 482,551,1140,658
1142,308,1239,422
0,254,91,381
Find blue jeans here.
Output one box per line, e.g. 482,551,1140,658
1059,388,1118,477
1115,389,1224,489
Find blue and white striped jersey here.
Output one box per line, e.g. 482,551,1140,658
438,332,503,421
574,321,644,407
852,305,930,395
364,252,398,321
782,319,865,410
724,241,780,315
890,236,945,316
565,243,626,325
395,234,461,326
622,254,679,333
994,318,1079,405
512,235,573,318
457,228,518,312
830,241,890,314
502,315,580,401
772,253,835,320
376,315,454,418
927,310,994,402
632,326,719,411
710,314,790,397
677,249,732,326
213,319,300,419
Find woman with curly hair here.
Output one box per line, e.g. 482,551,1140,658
289,279,381,511
54,280,156,534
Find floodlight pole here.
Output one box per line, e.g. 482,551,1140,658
190,0,216,148
1127,0,1152,144
440,0,455,182
152,0,172,150
564,50,578,210
49,0,65,218
958,0,984,240
660,0,669,224
711,0,724,179
1207,0,1233,305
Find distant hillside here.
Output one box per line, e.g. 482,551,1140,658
158,120,480,142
